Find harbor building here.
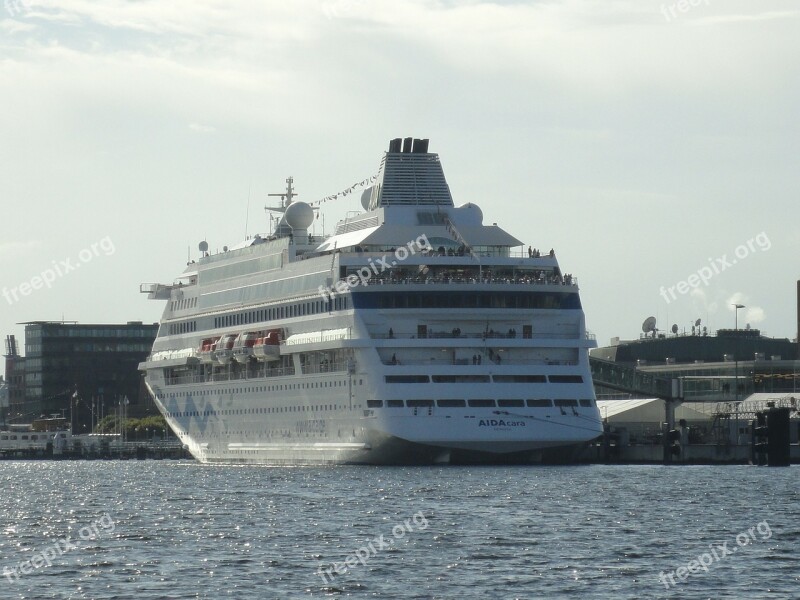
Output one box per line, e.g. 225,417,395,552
587,320,800,462
0,376,8,427
8,322,158,432
592,327,799,403
3,336,26,426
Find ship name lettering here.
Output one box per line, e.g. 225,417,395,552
478,419,526,427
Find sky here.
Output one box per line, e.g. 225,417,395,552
1,0,799,375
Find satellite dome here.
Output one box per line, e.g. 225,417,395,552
456,202,483,225
285,201,314,230
361,186,373,211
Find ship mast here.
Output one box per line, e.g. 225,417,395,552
264,176,297,236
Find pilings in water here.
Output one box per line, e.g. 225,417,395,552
752,407,791,467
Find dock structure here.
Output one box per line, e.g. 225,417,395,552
0,436,190,460
585,356,799,465
589,357,685,464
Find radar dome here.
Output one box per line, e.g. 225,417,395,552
285,201,314,230
361,186,373,211
456,202,483,225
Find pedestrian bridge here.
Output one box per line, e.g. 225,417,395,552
589,357,682,400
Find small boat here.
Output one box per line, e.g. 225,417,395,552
197,337,220,363
213,333,238,364
232,332,261,364
252,329,283,361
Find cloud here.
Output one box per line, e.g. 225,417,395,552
0,19,37,34
696,10,800,25
727,292,766,325
0,240,42,259
189,122,215,133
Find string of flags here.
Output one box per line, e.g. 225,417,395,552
443,216,478,260
308,174,378,207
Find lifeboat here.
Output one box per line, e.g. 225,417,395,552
198,337,220,363
213,333,238,364
232,332,260,364
252,329,284,362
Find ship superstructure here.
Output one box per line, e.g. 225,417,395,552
139,137,603,464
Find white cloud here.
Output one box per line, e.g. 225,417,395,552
189,122,215,133
727,292,766,326
0,19,37,34
696,10,800,25
0,240,42,259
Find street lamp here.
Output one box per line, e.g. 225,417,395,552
732,303,745,446
733,303,745,332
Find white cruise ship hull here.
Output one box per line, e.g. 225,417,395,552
140,137,603,465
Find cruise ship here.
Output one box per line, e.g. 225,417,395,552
139,137,603,464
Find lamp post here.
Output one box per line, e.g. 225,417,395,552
733,303,744,333
732,304,745,445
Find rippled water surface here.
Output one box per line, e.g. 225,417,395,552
0,461,797,599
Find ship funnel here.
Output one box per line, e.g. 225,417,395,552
402,137,413,153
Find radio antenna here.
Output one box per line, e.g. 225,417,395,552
244,183,251,239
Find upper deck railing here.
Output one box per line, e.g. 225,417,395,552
340,274,578,288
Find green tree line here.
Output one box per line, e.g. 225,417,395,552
94,414,169,439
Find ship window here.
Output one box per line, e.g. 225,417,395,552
367,400,383,408
550,375,583,384
579,399,594,407
493,375,546,383
437,399,465,407
432,375,490,383
527,399,552,407
468,399,495,407
407,399,434,407
387,400,404,407
555,399,579,407
385,375,430,383
498,399,524,407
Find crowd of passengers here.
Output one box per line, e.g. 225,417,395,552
355,268,574,286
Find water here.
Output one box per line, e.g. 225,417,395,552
0,462,797,599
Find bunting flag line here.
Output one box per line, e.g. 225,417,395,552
443,216,478,260
308,174,378,207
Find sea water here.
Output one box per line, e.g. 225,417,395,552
0,461,797,599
